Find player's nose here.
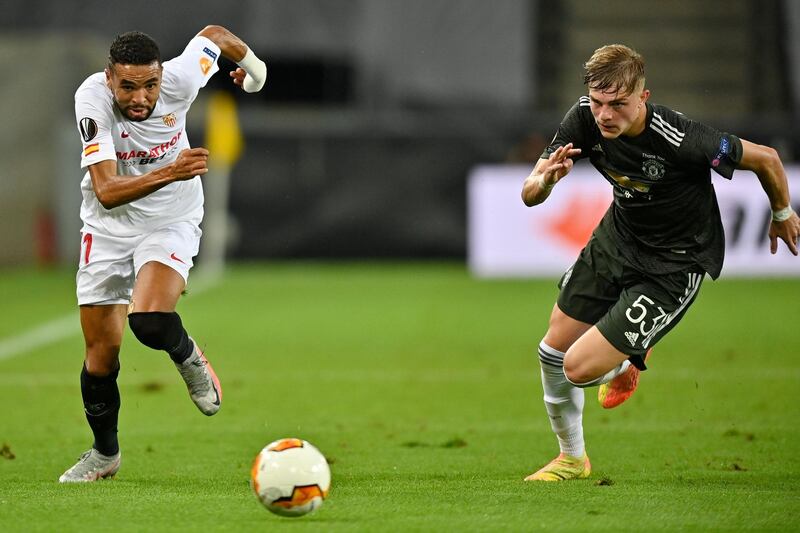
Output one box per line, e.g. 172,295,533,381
131,89,149,104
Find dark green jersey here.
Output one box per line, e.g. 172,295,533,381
542,98,743,279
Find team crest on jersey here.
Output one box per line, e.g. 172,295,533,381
199,56,213,75
162,113,177,127
79,117,98,142
642,158,665,180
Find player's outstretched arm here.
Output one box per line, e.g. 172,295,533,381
737,139,799,256
196,25,267,93
89,148,209,209
521,143,581,206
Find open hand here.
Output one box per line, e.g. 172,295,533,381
540,143,582,187
770,211,800,256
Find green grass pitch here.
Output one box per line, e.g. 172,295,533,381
0,263,798,531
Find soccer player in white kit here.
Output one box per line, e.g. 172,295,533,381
59,26,267,483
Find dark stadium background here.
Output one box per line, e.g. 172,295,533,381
1,0,797,264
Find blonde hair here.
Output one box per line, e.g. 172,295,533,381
583,44,645,96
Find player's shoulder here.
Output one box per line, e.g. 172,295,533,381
75,72,111,102
647,103,689,149
162,35,216,73
562,95,595,125
576,95,593,114
75,73,114,122
649,103,689,126
160,35,219,99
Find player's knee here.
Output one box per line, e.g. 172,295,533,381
544,307,590,352
83,355,120,377
128,311,183,351
562,355,595,387
542,332,571,354
83,340,121,375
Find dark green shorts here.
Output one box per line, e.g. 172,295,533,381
557,236,705,370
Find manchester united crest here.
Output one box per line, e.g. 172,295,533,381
162,113,177,127
642,158,665,180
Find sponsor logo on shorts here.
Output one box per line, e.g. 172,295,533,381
79,117,98,142
170,252,186,264
625,331,639,347
121,131,130,138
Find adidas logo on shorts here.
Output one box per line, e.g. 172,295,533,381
624,331,639,347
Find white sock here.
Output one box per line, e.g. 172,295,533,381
567,360,631,388
538,341,585,457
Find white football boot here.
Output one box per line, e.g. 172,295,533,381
174,338,222,416
59,449,121,483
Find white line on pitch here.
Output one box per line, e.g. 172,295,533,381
0,313,79,362
0,270,222,363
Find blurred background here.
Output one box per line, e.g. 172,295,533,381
1,0,798,268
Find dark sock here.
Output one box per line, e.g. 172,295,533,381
128,311,195,364
170,334,194,364
80,365,120,456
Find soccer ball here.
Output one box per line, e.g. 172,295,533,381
250,438,331,517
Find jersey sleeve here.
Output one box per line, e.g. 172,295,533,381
540,100,591,161
161,36,221,102
75,84,116,169
680,120,743,180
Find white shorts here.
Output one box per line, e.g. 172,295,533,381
76,221,202,305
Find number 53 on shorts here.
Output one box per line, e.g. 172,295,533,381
597,272,704,356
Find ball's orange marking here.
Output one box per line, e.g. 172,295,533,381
250,453,262,494
272,485,325,508
266,438,304,452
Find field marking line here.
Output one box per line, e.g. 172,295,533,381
0,270,222,363
0,313,80,362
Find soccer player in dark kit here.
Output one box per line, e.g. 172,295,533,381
520,44,799,481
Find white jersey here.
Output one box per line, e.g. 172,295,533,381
74,36,221,237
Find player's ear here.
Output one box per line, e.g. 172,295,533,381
104,67,113,89
640,89,651,105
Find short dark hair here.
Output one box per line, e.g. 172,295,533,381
108,31,161,68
